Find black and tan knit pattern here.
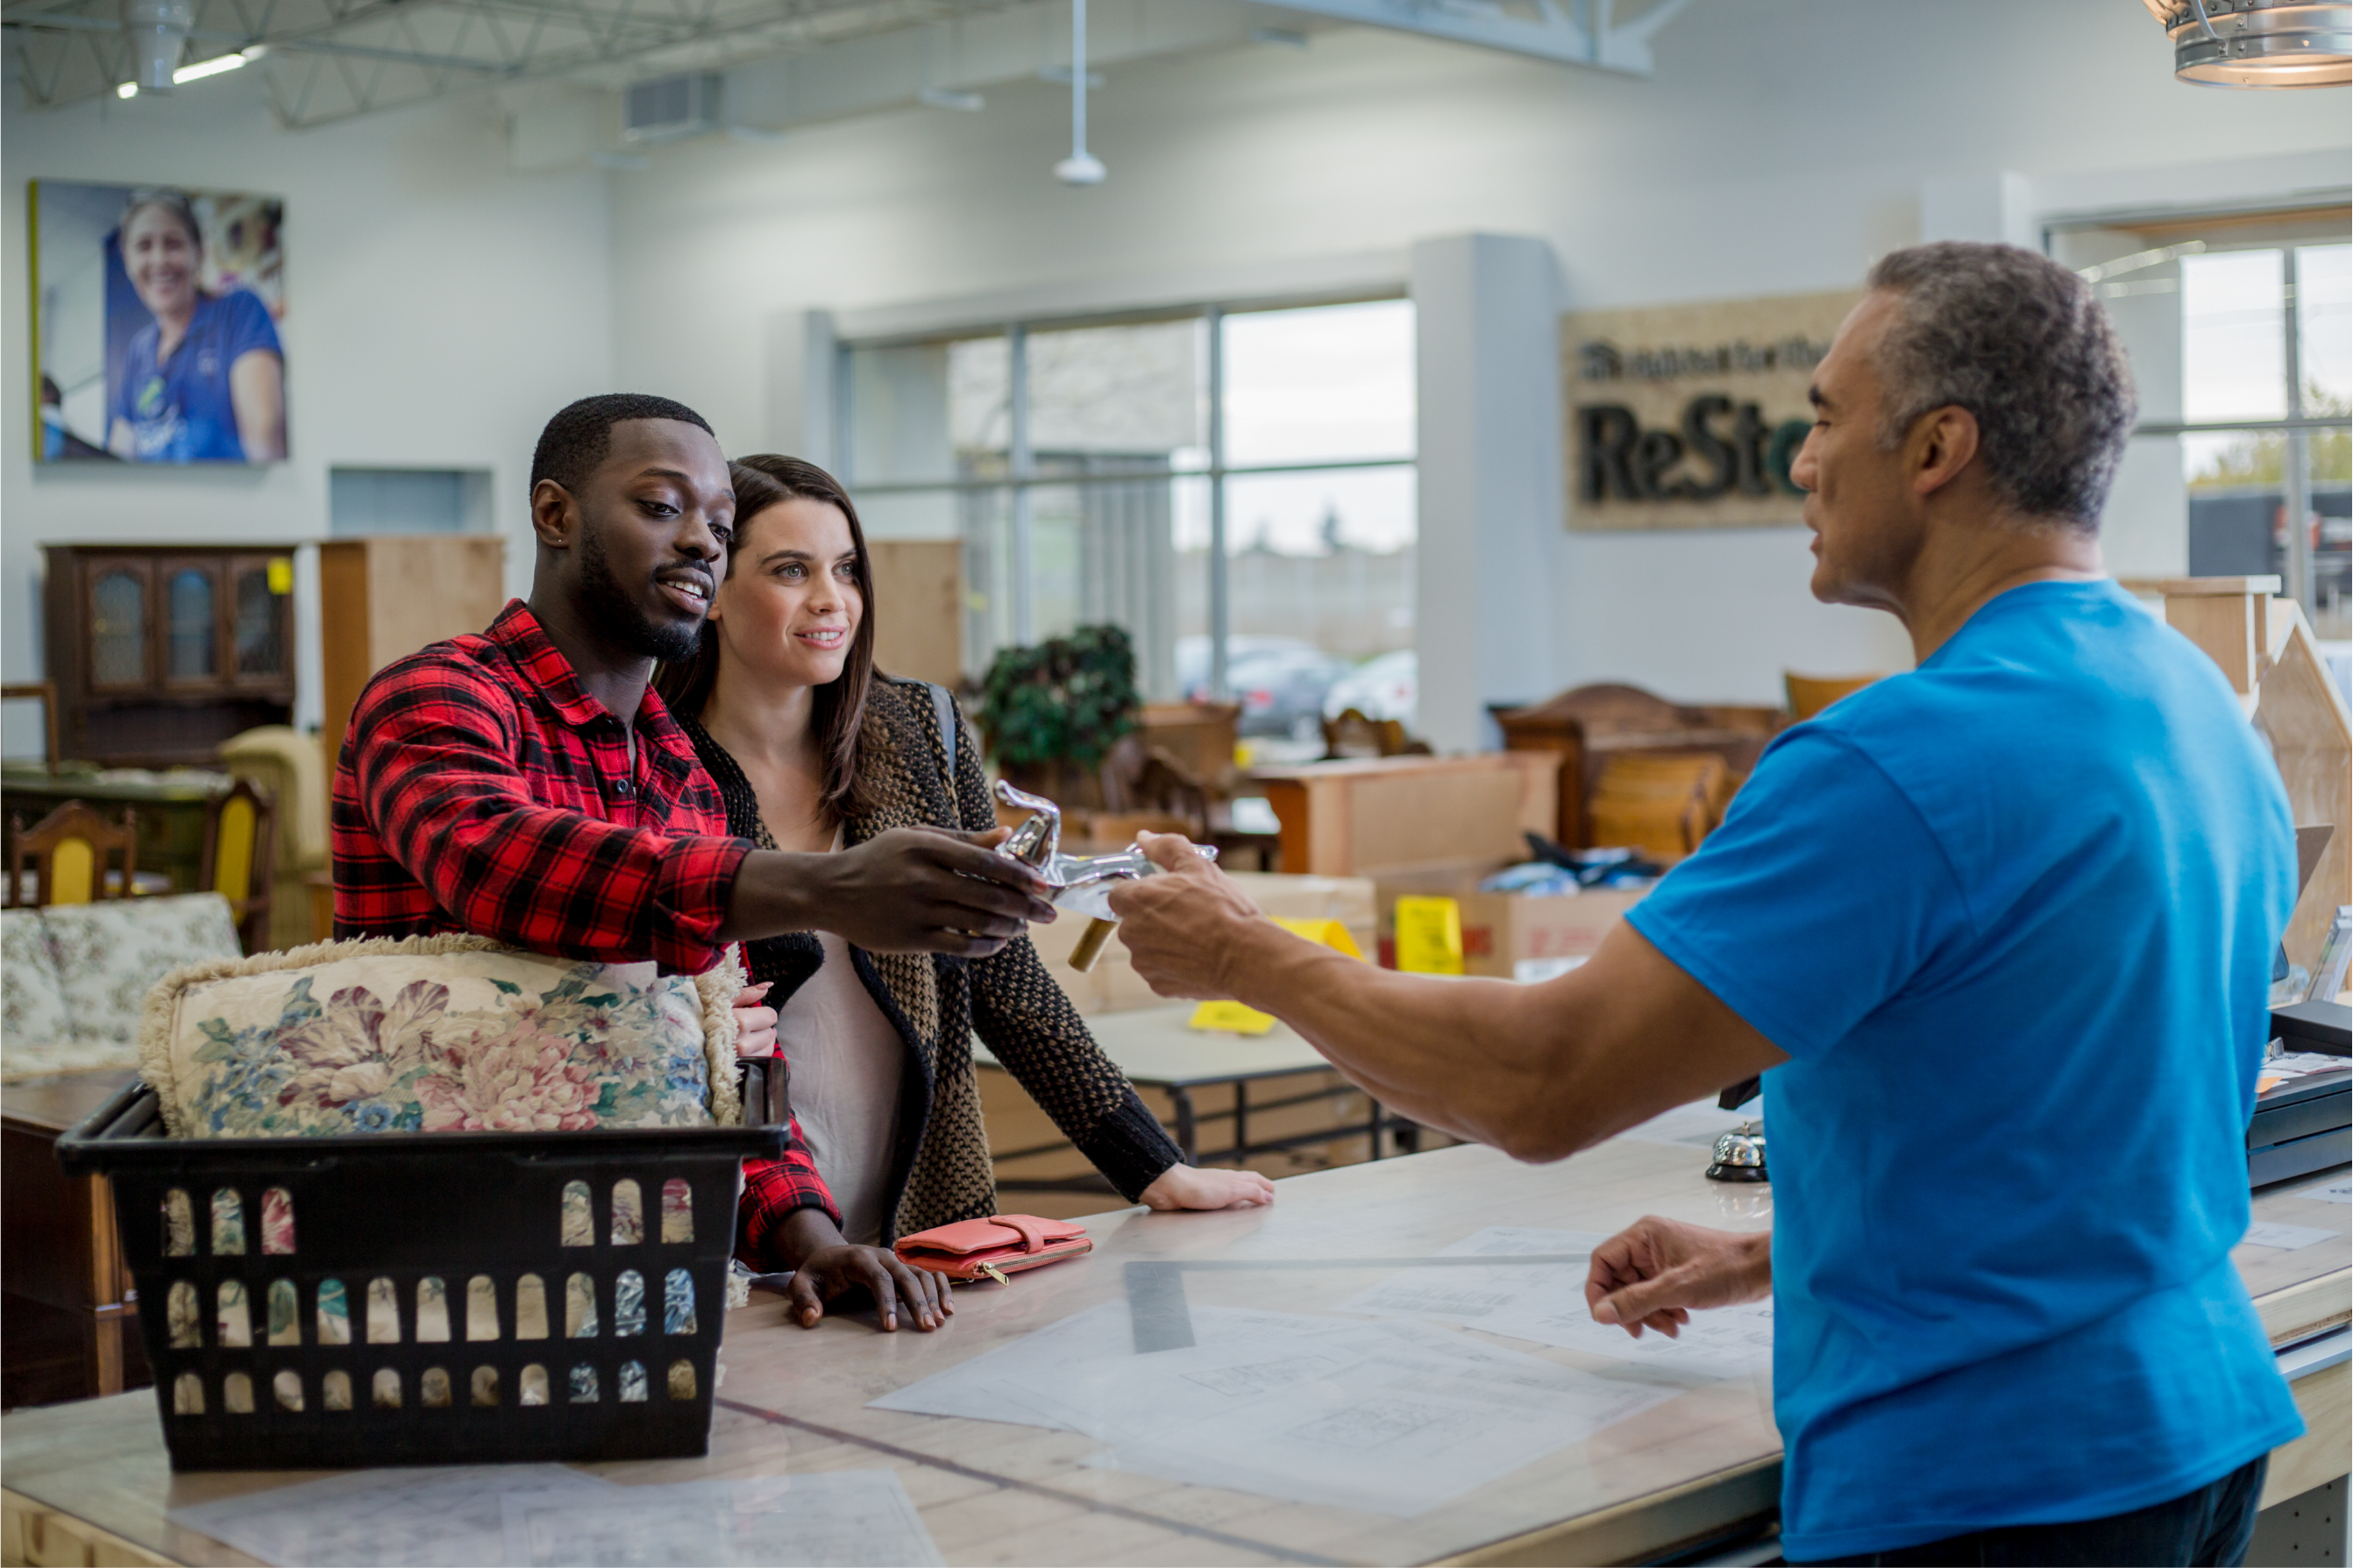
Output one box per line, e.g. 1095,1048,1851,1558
683,678,1182,1242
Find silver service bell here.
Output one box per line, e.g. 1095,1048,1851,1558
1705,1120,1768,1183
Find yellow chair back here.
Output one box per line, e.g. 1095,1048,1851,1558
49,837,96,905
213,796,257,906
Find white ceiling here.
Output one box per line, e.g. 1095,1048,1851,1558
4,0,1687,131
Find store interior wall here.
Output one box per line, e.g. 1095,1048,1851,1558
601,0,2348,713
4,0,2348,754
0,81,615,752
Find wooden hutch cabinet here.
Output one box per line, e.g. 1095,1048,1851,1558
42,544,295,766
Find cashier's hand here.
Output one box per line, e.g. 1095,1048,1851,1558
1584,1217,1772,1339
1140,1164,1276,1210
732,983,778,1059
1109,834,1268,1000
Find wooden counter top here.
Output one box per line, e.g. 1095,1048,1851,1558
3,1134,2344,1567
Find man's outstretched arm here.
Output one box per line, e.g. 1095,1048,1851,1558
1106,834,1788,1162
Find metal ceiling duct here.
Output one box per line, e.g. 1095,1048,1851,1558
121,0,193,91
2143,0,2352,88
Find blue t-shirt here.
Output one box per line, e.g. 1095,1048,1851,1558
110,288,281,464
1627,578,2303,1561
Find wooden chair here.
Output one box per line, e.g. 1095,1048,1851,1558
0,682,60,772
1096,735,1213,840
1496,684,1782,849
200,777,277,953
1785,671,1880,721
1320,707,1432,761
5,801,138,909
1587,753,1729,861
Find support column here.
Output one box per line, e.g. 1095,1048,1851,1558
1411,233,1564,754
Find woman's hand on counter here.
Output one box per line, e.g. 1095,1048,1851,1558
1139,1164,1277,1211
1583,1216,1771,1338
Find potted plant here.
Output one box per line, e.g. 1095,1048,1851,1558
976,624,1141,811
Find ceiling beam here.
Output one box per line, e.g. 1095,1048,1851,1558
1257,0,1695,74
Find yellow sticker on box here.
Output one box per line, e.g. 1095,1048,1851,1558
1188,916,1366,1032
1270,917,1364,959
1188,1001,1277,1035
1393,896,1466,976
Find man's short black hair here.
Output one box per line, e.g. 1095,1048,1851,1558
530,394,715,497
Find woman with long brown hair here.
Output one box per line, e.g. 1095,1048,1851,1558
659,454,1269,1330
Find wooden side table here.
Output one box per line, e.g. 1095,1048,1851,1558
1,1072,147,1408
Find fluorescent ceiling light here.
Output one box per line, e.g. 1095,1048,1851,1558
172,46,260,84
117,81,139,97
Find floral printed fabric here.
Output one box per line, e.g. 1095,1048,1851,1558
49,895,243,1047
0,909,71,1054
150,944,718,1139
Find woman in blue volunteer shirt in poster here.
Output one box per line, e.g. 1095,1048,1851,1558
105,190,286,465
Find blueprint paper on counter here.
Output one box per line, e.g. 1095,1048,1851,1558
1477,1295,1775,1379
1083,1315,1680,1516
1337,1226,1769,1379
870,1299,1679,1516
2242,1220,2342,1251
500,1472,942,1568
166,1465,612,1566
1332,1226,1603,1323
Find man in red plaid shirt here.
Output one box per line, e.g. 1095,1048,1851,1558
333,393,1057,1335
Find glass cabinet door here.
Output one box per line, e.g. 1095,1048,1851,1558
87,563,152,689
230,556,291,684
162,563,221,684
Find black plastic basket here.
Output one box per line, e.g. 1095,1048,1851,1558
56,1065,786,1471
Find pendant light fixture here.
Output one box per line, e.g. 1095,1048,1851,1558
1053,0,1105,185
2143,0,2351,88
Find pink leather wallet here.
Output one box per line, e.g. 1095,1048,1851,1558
893,1215,1092,1283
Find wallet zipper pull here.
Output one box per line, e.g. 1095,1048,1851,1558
977,1262,1010,1285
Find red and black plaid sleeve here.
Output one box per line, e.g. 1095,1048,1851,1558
334,648,750,974
736,1120,842,1270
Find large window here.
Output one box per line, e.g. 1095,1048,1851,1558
839,298,1416,749
2053,207,2352,638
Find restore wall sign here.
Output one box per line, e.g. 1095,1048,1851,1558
1561,289,1862,531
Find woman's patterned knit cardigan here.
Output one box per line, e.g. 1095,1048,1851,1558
682,675,1184,1244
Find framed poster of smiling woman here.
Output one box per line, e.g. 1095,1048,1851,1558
30,181,287,465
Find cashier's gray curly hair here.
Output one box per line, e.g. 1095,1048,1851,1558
1864,242,2136,534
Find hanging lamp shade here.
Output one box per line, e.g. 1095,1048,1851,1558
2143,0,2352,88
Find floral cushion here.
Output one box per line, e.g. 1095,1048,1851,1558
140,933,743,1139
2,908,74,1060
45,894,244,1051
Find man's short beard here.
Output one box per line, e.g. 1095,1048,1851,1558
578,523,704,663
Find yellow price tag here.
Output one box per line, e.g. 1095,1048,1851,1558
1393,896,1465,976
1189,916,1366,1032
266,557,294,594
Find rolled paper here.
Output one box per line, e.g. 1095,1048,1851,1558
1070,917,1118,971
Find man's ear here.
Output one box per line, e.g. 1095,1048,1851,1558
530,479,578,550
1908,405,1981,500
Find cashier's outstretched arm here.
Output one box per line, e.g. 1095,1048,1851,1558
1107,834,1788,1163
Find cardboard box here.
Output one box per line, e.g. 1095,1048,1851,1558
1373,865,1647,980
1025,871,1377,1015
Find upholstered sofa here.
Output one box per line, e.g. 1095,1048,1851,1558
2,894,243,1082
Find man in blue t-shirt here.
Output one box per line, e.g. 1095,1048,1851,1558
1111,242,2303,1564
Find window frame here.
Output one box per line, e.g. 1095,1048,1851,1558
835,290,1418,699
2045,200,2352,619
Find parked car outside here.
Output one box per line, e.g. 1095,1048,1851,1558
1174,634,1320,700
1230,646,1352,739
1323,649,1417,727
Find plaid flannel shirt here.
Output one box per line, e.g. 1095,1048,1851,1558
331,599,840,1259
